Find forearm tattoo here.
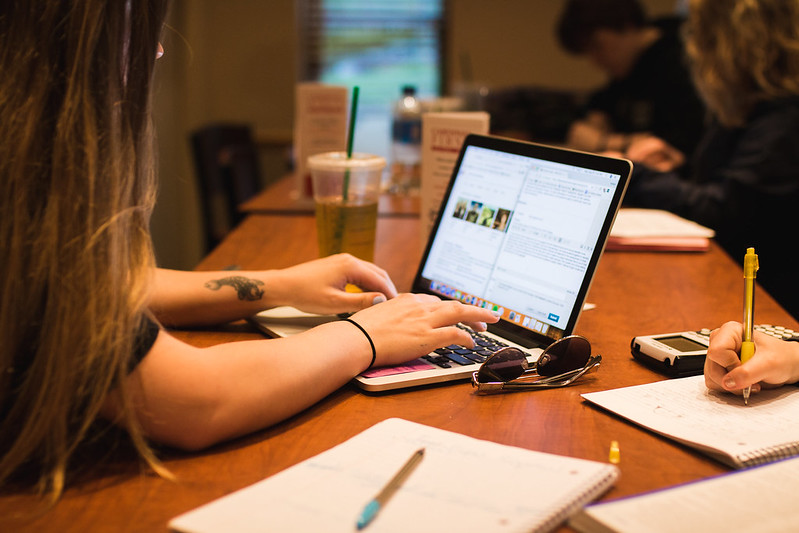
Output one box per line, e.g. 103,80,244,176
204,276,265,301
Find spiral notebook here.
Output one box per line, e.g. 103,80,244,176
570,456,799,533
169,418,619,533
581,375,799,469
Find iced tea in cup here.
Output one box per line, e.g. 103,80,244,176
308,152,386,262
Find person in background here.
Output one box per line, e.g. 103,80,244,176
557,0,706,160
0,1,498,504
621,0,799,320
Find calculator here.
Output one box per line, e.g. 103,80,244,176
631,325,799,378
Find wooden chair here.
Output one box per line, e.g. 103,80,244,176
190,123,262,252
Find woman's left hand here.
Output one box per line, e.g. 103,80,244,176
268,254,398,314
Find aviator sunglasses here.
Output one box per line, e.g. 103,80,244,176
471,335,601,393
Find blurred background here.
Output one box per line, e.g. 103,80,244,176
152,0,681,270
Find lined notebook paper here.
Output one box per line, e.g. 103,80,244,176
570,456,799,533
169,418,619,533
582,375,799,469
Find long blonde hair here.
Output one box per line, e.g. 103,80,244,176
686,0,799,127
0,0,168,504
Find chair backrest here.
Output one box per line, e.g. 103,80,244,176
190,124,261,252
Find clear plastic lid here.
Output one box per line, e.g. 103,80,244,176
307,152,386,171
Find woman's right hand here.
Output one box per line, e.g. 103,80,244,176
625,135,685,172
704,321,799,395
348,293,500,368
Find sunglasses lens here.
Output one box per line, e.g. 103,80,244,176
477,347,528,382
536,336,591,376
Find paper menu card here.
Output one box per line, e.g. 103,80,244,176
420,112,490,249
169,418,618,533
581,375,799,469
570,456,799,533
606,208,715,251
293,83,349,199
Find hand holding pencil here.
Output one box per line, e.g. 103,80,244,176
704,247,799,396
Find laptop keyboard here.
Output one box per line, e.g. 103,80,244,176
421,325,510,368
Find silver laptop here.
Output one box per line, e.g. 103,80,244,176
252,134,631,391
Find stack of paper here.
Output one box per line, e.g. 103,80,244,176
607,208,714,251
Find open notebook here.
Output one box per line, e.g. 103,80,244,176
170,418,619,533
581,375,799,469
252,134,631,391
570,456,799,533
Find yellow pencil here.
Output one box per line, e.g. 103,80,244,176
741,247,758,405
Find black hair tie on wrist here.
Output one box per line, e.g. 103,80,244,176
343,318,376,370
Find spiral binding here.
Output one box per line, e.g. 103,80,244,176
738,442,799,468
537,465,619,532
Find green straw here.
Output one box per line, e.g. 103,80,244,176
342,85,359,201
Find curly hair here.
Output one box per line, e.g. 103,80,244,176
0,0,168,504
686,0,799,127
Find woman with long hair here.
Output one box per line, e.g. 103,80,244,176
623,0,799,320
0,1,498,504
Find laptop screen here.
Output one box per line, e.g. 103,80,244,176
414,136,629,348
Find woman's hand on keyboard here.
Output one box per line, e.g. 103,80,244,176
349,293,500,368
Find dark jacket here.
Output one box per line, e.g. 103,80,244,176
586,17,707,158
624,97,799,319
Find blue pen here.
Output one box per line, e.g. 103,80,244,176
356,448,425,530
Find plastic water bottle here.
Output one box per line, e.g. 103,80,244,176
390,85,422,194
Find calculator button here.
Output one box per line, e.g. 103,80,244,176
754,324,798,339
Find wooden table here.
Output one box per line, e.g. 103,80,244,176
3,214,797,532
239,175,421,217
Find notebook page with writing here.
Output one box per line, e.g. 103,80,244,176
169,418,619,533
582,375,799,468
570,456,799,533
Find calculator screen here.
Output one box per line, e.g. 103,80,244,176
655,335,707,352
